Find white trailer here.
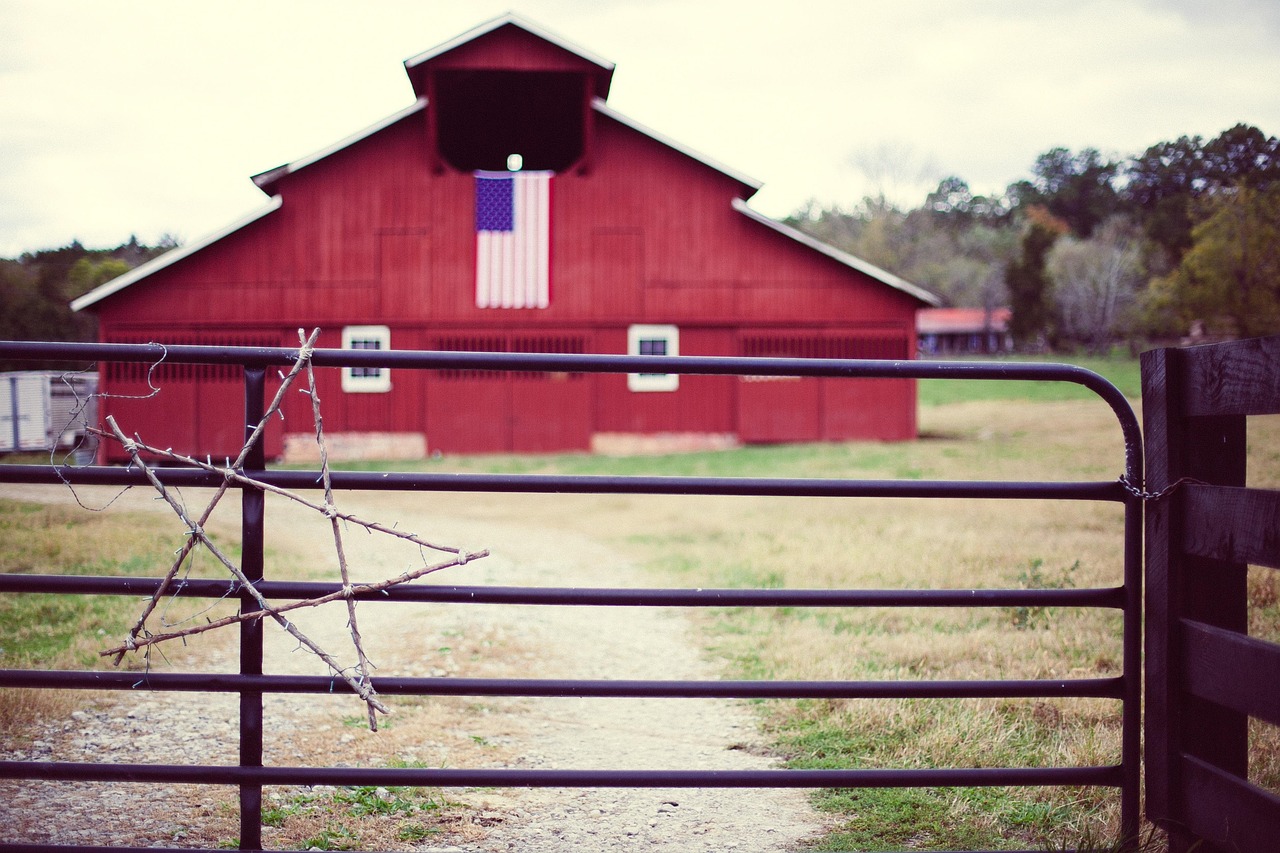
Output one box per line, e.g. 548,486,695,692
0,371,98,458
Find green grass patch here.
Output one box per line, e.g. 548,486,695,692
0,495,246,735
0,498,198,668
819,788,1029,845
774,699,1117,850
260,783,469,850
302,439,935,480
917,354,1141,406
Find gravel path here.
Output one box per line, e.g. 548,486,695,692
1,485,826,849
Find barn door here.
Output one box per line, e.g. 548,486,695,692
508,334,590,452
736,332,822,443
425,333,591,453
424,336,512,453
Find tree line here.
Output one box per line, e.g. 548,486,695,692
789,123,1280,351
4,125,1276,362
0,236,174,370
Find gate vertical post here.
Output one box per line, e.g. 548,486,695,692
240,366,267,850
1142,346,1248,853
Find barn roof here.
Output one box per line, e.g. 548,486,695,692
250,97,428,194
731,200,941,307
70,197,282,312
917,306,1011,333
593,99,762,194
246,95,757,200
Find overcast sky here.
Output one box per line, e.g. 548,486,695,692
2,0,1279,256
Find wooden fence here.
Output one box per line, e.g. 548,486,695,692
1143,335,1280,852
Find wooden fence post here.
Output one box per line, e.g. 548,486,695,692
1143,338,1280,853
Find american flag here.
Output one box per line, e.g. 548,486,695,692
475,170,552,309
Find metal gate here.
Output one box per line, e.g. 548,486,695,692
0,339,1143,852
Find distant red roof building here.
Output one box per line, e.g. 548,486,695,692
917,308,1013,355
73,13,939,461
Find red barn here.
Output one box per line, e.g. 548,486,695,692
72,14,938,462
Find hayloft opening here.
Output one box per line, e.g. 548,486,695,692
436,70,585,172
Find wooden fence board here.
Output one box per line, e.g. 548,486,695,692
1181,336,1280,418
1182,619,1280,726
1183,754,1280,852
1181,484,1280,569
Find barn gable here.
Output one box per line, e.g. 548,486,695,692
71,13,938,460
406,15,614,175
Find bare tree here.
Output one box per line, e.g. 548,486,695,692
1046,218,1143,351
847,140,941,210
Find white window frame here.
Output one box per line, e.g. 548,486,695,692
341,325,392,393
627,324,679,392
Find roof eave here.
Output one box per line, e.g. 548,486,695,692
70,196,283,312
592,99,762,195
403,12,615,73
731,199,942,307
251,96,428,194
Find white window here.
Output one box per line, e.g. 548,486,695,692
341,325,391,393
627,324,679,392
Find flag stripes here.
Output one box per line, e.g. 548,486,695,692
475,170,552,309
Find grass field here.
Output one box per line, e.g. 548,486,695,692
395,353,1277,850
0,496,246,737
3,352,1278,851
918,353,1144,407
452,374,1143,849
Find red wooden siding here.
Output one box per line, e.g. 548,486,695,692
96,110,920,331
423,332,592,453
736,331,916,443
593,327,737,435
98,333,285,463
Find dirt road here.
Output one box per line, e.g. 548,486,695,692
1,483,825,849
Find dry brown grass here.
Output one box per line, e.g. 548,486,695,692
344,399,1140,846
252,692,524,851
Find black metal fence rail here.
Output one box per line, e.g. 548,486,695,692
0,340,1144,853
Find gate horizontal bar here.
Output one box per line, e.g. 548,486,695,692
0,759,1122,789
0,341,1145,485
0,573,1127,609
3,463,1128,501
0,670,1125,700
0,338,1133,382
